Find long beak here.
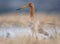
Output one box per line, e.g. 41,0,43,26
16,4,29,11
16,8,22,11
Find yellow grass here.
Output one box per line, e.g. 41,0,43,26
0,13,60,44
0,35,60,44
0,13,60,26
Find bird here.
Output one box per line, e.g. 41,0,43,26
16,2,40,41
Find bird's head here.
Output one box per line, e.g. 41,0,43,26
16,2,34,11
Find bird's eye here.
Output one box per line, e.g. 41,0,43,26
29,4,32,7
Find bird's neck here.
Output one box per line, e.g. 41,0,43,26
30,5,34,18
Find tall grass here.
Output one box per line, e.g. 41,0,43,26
0,13,60,44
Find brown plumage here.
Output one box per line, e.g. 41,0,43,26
29,2,34,17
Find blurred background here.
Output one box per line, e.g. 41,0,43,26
0,0,60,14
0,1,60,44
